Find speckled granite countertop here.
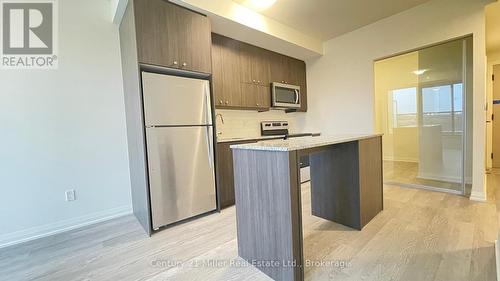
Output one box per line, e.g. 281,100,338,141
230,134,383,152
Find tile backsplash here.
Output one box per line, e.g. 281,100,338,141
215,109,304,140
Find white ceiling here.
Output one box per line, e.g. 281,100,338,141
234,0,433,41
172,0,325,59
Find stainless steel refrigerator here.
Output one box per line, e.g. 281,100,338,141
141,71,216,230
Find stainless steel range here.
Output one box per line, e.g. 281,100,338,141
260,121,319,183
261,121,289,136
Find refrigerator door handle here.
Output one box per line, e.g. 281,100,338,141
205,126,214,169
204,81,213,125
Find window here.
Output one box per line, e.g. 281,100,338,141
421,83,463,133
390,87,417,128
389,83,463,132
453,83,463,132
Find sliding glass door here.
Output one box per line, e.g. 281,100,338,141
374,37,472,195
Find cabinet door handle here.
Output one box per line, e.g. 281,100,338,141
173,61,178,66
182,62,187,67
256,103,260,106
257,80,261,84
252,79,256,83
225,100,229,105
219,100,223,104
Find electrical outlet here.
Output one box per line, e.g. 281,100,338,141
65,190,76,202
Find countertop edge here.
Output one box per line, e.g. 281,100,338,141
230,134,383,152
216,135,284,143
217,133,322,143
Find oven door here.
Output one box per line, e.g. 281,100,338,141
272,82,301,108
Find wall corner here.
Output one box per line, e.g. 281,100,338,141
111,0,129,24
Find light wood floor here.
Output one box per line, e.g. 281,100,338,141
384,160,473,195
0,181,498,281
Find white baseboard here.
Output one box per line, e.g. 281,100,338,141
0,205,133,249
469,191,487,202
496,240,500,281
417,172,472,185
417,172,460,183
383,157,419,163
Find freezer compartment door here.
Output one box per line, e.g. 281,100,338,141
141,71,212,126
146,126,216,230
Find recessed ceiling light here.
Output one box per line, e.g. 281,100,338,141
247,0,277,10
412,69,428,76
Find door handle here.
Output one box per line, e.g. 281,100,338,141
205,126,214,169
295,90,300,104
204,81,212,124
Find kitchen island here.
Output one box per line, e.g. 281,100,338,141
230,134,383,281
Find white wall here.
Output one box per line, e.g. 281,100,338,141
0,0,132,247
111,0,128,24
300,0,489,200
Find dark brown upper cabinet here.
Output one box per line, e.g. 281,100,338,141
270,54,294,84
270,54,307,112
240,83,271,109
212,34,242,107
239,43,271,110
211,33,307,111
286,58,307,112
134,0,212,74
239,43,271,86
293,59,307,112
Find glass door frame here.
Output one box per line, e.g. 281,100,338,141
374,36,471,196
417,79,466,195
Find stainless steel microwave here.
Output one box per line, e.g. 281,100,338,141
271,82,301,109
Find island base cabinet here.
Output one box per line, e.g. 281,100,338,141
231,136,382,281
309,138,383,230
232,149,303,281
